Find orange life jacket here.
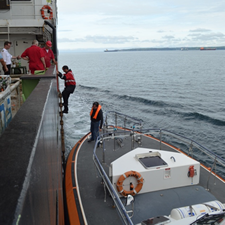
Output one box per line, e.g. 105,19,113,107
90,105,101,119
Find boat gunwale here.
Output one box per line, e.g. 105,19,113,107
65,134,89,225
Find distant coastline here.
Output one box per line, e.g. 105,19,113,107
104,46,225,52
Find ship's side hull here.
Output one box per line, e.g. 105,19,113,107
0,73,64,224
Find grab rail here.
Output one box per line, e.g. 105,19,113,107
93,111,225,225
104,110,143,129
143,128,225,170
93,139,133,225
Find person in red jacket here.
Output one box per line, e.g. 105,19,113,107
42,41,57,68
21,40,46,74
57,65,76,113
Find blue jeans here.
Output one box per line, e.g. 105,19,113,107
90,121,100,141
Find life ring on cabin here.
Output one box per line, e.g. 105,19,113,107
41,5,53,20
116,170,144,197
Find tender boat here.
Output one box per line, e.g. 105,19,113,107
65,111,225,225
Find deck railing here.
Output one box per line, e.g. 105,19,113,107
147,128,225,178
93,111,225,225
93,141,133,225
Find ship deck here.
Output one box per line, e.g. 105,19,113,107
66,128,225,225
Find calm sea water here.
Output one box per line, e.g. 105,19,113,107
58,50,225,163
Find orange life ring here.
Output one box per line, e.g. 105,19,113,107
116,170,144,197
41,5,53,20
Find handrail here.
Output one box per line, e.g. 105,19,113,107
55,63,59,92
141,128,225,168
93,111,225,225
93,139,133,225
104,111,143,128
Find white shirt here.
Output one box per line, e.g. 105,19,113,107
1,48,12,65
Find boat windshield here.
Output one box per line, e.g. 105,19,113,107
191,211,225,225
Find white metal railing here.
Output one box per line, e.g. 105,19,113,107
93,111,225,225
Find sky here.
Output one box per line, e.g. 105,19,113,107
57,0,225,51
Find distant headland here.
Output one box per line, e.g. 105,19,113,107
104,46,225,52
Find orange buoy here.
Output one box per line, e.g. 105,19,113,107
41,5,53,20
116,171,144,197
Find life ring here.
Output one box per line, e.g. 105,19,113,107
41,5,53,20
116,170,144,197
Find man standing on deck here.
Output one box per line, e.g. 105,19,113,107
57,65,76,114
21,40,46,74
42,41,57,68
1,41,20,75
0,52,8,73
88,102,103,143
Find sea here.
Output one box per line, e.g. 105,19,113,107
58,50,225,167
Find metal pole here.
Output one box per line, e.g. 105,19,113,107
188,142,193,158
124,117,126,135
206,157,217,191
115,113,117,128
160,129,162,150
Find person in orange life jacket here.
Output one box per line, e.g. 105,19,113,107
42,41,57,68
88,102,103,142
57,65,76,113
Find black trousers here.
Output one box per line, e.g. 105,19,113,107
3,65,11,75
62,85,76,108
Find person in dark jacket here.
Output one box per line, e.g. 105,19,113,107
88,102,103,142
57,65,76,113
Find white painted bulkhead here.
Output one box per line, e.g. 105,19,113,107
0,0,57,73
110,148,200,195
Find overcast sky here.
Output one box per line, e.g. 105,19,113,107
57,0,225,51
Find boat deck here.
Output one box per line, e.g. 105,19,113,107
67,130,225,224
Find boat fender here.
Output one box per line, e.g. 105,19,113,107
41,5,53,20
188,165,195,177
116,170,144,197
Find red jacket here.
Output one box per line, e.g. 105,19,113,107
21,45,45,74
58,70,76,86
42,48,55,68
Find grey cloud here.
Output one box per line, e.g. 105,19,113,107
150,39,166,44
162,35,175,39
189,28,211,32
140,40,151,43
188,32,225,41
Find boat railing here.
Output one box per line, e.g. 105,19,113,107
93,112,225,224
103,111,225,174
149,128,225,177
104,110,143,130
93,139,133,225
